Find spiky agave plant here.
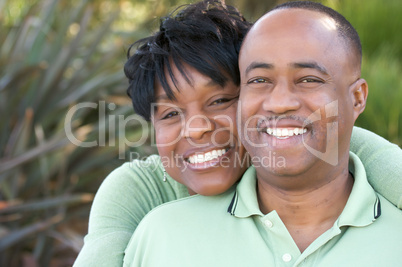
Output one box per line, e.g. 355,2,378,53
0,0,155,265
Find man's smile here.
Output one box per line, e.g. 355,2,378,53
266,127,307,139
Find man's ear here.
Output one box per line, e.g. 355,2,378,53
351,78,368,121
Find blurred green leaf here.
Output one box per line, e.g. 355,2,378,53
0,194,93,215
0,214,64,251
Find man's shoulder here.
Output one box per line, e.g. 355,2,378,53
377,194,402,223
137,188,236,229
353,194,402,241
150,188,234,216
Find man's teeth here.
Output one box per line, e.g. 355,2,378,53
266,128,307,138
188,149,227,164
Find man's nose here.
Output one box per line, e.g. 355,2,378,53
262,81,301,114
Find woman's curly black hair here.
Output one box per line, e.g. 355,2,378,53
124,0,252,120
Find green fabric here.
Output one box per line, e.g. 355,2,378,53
74,127,402,266
123,152,402,267
73,155,189,267
350,126,402,208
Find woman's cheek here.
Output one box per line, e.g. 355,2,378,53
155,125,181,170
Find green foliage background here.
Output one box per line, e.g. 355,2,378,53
0,0,400,266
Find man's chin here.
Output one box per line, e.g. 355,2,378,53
254,155,315,177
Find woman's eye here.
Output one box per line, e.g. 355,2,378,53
211,98,231,105
162,111,180,120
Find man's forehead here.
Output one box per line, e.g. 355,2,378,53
240,8,342,61
238,8,359,79
251,8,336,37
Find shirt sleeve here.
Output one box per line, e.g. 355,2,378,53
350,126,402,209
74,155,189,267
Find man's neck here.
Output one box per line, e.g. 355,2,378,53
257,167,354,253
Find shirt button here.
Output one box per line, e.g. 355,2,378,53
264,220,273,228
282,253,292,262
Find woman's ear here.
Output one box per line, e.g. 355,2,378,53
351,78,368,121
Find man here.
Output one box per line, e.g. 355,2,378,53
123,2,402,266
237,0,369,253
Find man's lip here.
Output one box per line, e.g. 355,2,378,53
258,118,310,130
261,128,310,147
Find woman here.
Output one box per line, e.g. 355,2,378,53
74,1,402,266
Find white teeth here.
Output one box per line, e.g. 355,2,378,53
288,130,294,136
266,128,306,138
187,149,227,164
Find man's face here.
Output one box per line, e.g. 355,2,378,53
238,9,367,181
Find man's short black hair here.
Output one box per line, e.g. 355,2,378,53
124,0,251,120
271,1,362,63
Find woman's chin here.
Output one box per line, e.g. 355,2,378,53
186,180,236,196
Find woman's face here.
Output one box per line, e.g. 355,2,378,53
151,64,248,195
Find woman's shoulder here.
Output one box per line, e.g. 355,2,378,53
104,154,163,184
99,154,188,200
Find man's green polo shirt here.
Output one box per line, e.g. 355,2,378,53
124,152,402,267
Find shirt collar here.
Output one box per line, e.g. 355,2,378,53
228,152,381,227
227,165,263,218
337,152,381,227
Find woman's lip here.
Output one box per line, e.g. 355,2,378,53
184,148,232,171
182,146,230,161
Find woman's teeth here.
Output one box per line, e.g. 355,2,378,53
188,149,227,164
266,128,307,139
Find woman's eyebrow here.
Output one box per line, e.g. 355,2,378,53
154,93,177,102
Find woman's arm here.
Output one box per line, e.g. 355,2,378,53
74,155,189,266
350,126,402,209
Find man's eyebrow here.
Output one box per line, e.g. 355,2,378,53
291,62,329,75
245,62,274,75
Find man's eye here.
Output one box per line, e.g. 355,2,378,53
300,78,323,83
162,111,180,119
248,78,267,84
